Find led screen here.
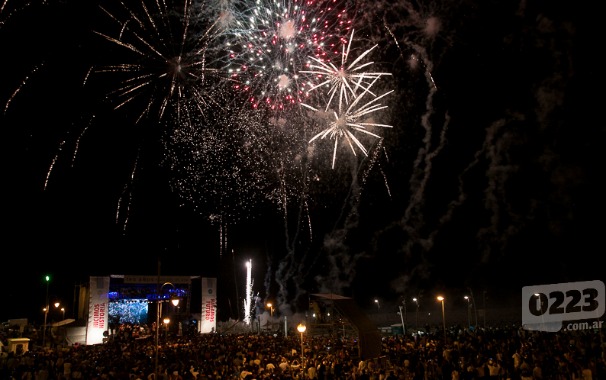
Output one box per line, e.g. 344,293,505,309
108,299,149,325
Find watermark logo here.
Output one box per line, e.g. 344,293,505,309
522,280,605,332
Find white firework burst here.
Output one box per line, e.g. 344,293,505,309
91,0,226,123
300,29,391,113
303,78,393,169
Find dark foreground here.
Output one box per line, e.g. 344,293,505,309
1,322,605,379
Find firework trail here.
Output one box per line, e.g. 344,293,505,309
0,0,34,28
3,63,46,115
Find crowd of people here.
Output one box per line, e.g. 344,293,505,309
1,320,605,380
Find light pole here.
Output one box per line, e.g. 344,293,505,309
437,296,446,342
267,303,274,317
464,296,471,328
412,298,419,329
297,323,306,364
42,307,48,346
42,275,50,347
53,302,61,326
374,299,380,312
61,307,66,320
163,318,171,340
155,282,180,379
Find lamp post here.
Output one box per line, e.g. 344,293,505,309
155,282,180,379
163,318,171,340
61,307,65,320
374,299,380,312
42,307,48,346
53,302,61,326
42,275,50,347
297,323,306,364
464,296,471,328
267,303,274,317
437,296,446,342
412,298,419,329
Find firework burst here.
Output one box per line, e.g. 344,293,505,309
223,0,352,111
303,77,393,169
90,0,228,123
300,29,391,113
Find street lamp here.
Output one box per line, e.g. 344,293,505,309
61,307,65,320
412,298,419,329
297,323,306,363
42,275,50,347
464,296,471,328
374,299,380,311
163,318,171,340
42,306,48,345
437,296,446,342
53,302,61,323
155,282,180,379
267,302,274,317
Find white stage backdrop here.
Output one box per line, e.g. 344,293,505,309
86,276,110,345
200,277,217,333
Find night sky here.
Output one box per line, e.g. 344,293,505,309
1,0,604,323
